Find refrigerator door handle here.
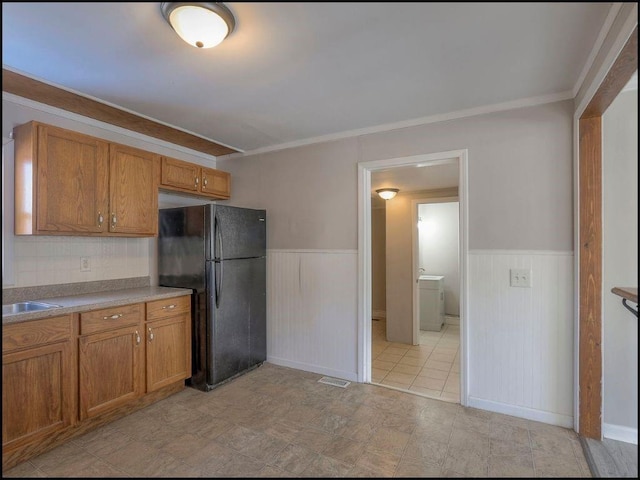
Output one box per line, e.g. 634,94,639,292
214,260,223,308
214,213,224,308
214,212,224,261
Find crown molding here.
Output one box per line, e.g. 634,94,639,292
2,67,239,157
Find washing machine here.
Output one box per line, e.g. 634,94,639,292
419,275,445,331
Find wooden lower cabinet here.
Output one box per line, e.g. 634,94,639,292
145,296,192,392
79,325,144,420
2,295,192,472
2,315,75,455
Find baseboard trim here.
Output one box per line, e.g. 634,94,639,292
267,356,358,383
468,396,573,428
603,423,638,445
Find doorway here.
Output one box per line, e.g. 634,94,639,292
357,150,468,407
412,197,460,345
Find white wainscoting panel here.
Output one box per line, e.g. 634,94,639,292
468,250,574,427
267,250,358,382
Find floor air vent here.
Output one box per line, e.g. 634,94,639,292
318,376,350,388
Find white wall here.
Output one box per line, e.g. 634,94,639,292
602,88,638,443
419,201,460,316
2,96,217,289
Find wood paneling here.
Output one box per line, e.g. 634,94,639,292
3,69,237,157
579,116,603,439
581,27,638,119
577,25,637,442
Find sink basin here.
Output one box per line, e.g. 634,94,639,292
2,301,62,315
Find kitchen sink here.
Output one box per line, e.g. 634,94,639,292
2,301,62,315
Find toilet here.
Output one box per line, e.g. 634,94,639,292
419,275,445,331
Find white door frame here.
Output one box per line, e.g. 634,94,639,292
357,149,469,407
411,196,459,345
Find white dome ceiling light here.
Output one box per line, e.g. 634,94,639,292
161,2,235,49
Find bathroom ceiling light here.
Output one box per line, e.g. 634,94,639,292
376,188,399,200
161,2,235,49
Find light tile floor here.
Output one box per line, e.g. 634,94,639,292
372,317,460,402
3,362,591,477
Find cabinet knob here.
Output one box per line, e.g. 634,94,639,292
195,177,199,188
97,212,104,227
111,212,117,229
162,304,176,310
148,327,154,342
135,330,141,345
203,178,208,188
103,313,123,320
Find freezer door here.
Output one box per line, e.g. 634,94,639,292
158,205,207,291
207,257,266,386
212,205,266,260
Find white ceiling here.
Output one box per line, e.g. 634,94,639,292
2,2,612,154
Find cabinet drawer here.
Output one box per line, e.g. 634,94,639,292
3,315,72,353
80,304,142,335
146,295,191,321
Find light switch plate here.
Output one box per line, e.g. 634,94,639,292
510,268,531,287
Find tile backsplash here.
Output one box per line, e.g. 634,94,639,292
8,236,151,287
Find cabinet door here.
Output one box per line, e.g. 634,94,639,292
109,143,159,236
200,167,230,199
79,326,144,420
36,124,109,233
160,156,200,193
2,341,74,451
146,313,191,392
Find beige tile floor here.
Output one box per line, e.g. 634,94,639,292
372,318,460,402
4,362,591,478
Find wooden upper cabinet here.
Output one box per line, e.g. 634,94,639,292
161,156,200,193
14,122,109,234
109,144,159,236
201,166,230,199
160,156,231,199
12,121,159,237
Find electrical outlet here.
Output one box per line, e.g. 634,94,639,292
80,257,91,272
510,268,531,287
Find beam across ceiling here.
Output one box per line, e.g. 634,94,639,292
2,69,238,157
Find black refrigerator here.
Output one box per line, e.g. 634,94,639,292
158,204,266,391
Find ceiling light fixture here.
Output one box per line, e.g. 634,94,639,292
376,188,399,200
161,2,235,49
